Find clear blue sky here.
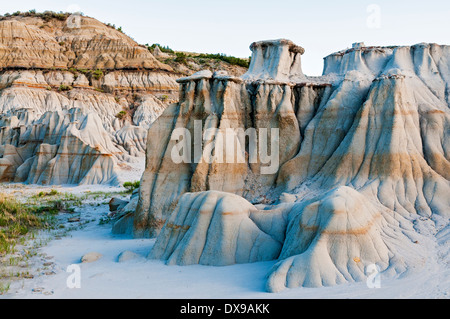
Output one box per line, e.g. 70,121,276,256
1,0,449,75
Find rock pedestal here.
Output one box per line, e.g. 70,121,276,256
242,39,305,82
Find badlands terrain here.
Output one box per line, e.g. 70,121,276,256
0,11,246,186
0,11,448,298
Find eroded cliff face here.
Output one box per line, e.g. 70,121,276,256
0,15,171,71
131,72,331,237
115,39,450,292
0,14,181,185
0,13,253,185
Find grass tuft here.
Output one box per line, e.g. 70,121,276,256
0,196,43,256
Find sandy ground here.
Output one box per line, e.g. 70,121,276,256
0,179,448,299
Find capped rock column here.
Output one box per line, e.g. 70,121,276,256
241,39,305,82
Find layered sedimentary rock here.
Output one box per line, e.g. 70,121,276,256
0,15,171,71
0,13,254,185
114,39,450,292
241,39,305,82
0,19,68,69
0,107,121,184
0,14,180,185
0,70,176,184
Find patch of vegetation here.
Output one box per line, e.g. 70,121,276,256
0,282,10,295
33,200,72,215
82,190,128,201
36,189,59,197
0,196,51,256
58,84,72,92
98,215,114,225
66,68,107,82
147,43,174,54
105,22,117,30
174,52,188,65
29,191,82,212
92,69,104,80
0,191,77,295
76,69,90,75
0,187,134,295
68,68,79,80
123,181,140,193
115,110,127,120
1,10,75,22
194,53,250,68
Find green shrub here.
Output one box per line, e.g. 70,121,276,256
58,84,72,91
92,69,104,80
33,199,68,215
194,53,249,68
1,10,72,22
123,181,140,193
115,110,127,120
147,43,174,54
174,52,188,65
37,189,59,197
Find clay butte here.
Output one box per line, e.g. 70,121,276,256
112,38,449,292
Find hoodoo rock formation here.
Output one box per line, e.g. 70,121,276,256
113,39,450,292
241,39,305,82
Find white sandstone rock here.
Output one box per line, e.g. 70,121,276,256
242,39,305,82
149,191,283,265
118,40,449,292
266,186,422,291
81,252,103,263
117,251,143,262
